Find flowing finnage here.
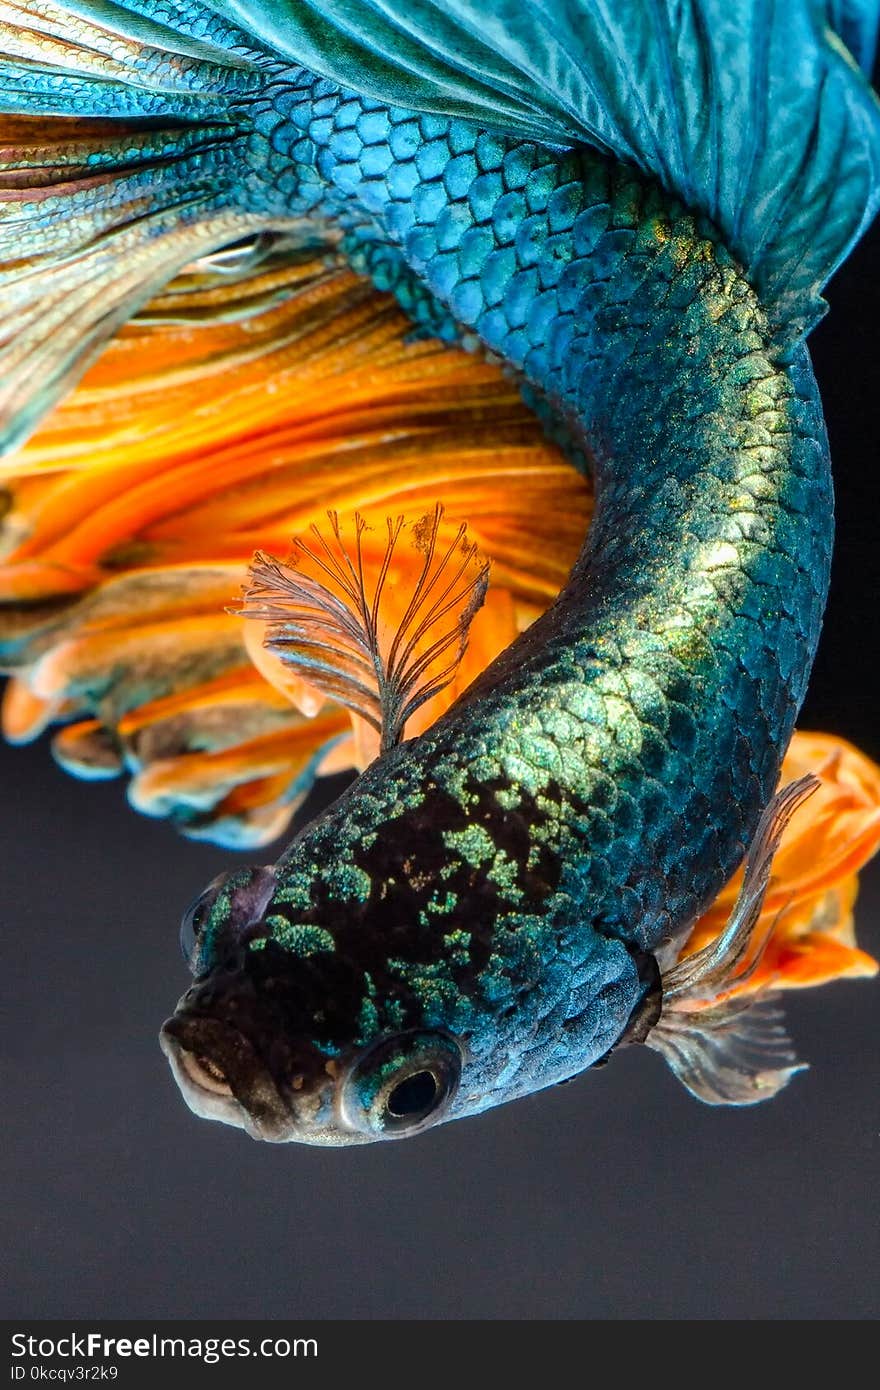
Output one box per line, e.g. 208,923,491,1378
1,3,879,1142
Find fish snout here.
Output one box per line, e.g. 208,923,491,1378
159,1012,297,1142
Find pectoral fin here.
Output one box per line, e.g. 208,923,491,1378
641,775,820,1105
644,998,806,1106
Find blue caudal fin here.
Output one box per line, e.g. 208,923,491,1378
0,1,293,454
226,0,880,344
4,0,879,456
827,0,880,71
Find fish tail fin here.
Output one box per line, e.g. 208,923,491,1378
830,0,880,73
0,1,297,453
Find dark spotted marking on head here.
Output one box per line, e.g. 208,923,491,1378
229,774,567,1046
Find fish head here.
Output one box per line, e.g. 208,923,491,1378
160,754,649,1143
161,963,461,1147
160,821,470,1144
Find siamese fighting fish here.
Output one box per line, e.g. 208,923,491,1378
1,1,880,1144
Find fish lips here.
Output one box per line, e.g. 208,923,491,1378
160,990,372,1146
160,1011,297,1142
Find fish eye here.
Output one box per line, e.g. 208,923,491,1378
340,1031,461,1138
179,872,228,967
387,1069,438,1117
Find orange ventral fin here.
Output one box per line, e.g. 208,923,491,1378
685,732,880,994
236,505,490,759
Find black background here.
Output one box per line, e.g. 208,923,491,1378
4,219,880,1322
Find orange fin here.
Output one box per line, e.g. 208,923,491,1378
0,5,303,452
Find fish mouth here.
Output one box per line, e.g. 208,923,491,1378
160,1011,298,1142
159,1003,372,1146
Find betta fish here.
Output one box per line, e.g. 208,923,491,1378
1,1,880,1144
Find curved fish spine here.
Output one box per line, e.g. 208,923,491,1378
157,73,837,1116
242,75,833,952
0,9,848,1121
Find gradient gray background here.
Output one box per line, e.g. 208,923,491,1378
4,222,880,1323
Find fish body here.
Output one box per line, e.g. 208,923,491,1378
1,2,878,1140
166,93,833,1138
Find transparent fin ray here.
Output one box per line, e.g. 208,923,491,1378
236,505,490,755
644,775,820,1105
666,774,821,1002
645,997,806,1105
